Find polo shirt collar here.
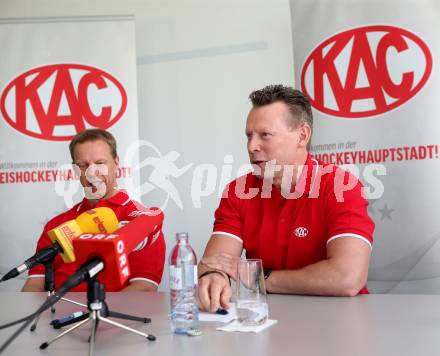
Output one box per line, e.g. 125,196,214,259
77,190,131,212
273,154,319,196
251,154,319,197
295,154,319,197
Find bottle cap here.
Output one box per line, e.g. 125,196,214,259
176,232,189,240
187,328,202,336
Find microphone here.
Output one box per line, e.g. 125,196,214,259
1,208,118,282
56,258,105,296
47,207,119,263
1,244,62,282
72,209,164,291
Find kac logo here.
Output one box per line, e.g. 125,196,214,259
301,25,432,118
0,63,127,141
294,227,309,238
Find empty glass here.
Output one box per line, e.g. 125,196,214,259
235,258,268,326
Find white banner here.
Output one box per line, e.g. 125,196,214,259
0,16,140,287
291,0,440,293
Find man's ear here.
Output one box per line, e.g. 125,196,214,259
298,124,312,148
115,155,120,167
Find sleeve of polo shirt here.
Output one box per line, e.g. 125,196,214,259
212,181,243,242
127,219,166,287
324,170,375,249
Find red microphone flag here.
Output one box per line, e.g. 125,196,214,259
72,208,164,290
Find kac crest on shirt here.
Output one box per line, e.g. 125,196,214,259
294,226,309,238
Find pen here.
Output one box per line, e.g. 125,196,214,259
216,308,228,315
50,311,86,325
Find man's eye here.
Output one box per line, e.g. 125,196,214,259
261,132,271,138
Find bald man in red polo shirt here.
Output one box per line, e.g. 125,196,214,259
198,85,374,312
22,129,165,292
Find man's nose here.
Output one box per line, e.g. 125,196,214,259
86,164,107,177
85,164,97,177
247,136,261,153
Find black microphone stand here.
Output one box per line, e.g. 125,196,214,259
39,276,155,356
30,261,88,331
29,261,56,331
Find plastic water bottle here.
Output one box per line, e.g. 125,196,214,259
169,232,199,334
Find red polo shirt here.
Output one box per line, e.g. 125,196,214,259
28,191,165,291
213,155,374,294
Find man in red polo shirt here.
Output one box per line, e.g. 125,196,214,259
198,85,374,312
22,129,165,292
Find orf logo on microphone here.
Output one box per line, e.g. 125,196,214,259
301,25,432,118
0,63,127,141
75,233,131,289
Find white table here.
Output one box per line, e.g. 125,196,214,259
0,292,438,356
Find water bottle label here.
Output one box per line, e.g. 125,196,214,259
169,265,198,290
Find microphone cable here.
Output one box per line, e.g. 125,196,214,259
0,258,103,354
0,292,63,353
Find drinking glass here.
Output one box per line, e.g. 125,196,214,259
235,258,268,326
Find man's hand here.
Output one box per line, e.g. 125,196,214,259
197,234,243,311
198,272,231,312
201,253,240,281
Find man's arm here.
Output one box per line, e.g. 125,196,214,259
197,235,242,312
265,237,370,296
22,277,45,292
122,280,158,292
125,218,166,293
203,236,370,296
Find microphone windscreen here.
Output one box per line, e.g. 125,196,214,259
48,207,119,263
